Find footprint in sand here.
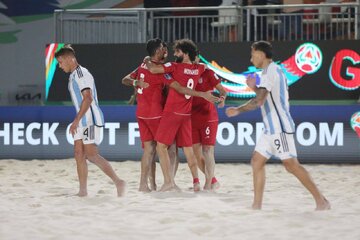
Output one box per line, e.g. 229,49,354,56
12,183,24,187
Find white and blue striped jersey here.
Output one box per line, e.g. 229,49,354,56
258,62,295,134
68,65,104,128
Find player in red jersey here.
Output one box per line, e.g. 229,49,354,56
145,39,221,192
123,39,179,192
192,56,227,191
122,38,167,192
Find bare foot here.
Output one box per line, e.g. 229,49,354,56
116,180,126,197
150,182,157,192
211,181,220,191
252,203,262,210
316,198,331,211
77,190,88,197
159,183,175,192
203,182,211,191
174,184,181,192
193,182,201,192
138,185,151,193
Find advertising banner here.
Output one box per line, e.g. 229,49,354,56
45,41,360,102
1,106,359,163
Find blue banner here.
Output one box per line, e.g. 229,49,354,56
0,105,359,163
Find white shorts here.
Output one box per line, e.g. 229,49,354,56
255,132,297,161
73,125,102,145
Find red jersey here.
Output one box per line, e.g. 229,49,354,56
162,62,205,115
130,63,166,118
192,69,221,124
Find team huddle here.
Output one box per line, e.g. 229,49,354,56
55,39,330,210
122,38,225,192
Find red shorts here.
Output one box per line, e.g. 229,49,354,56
137,117,161,143
192,121,218,145
155,112,192,147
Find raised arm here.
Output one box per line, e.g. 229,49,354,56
169,81,220,103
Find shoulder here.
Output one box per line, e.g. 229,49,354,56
268,62,279,73
164,62,176,68
76,66,93,80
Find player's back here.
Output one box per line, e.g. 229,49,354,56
130,63,166,118
163,62,205,115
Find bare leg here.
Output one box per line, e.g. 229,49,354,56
139,141,156,192
85,144,126,197
156,142,176,191
148,149,157,191
282,158,330,210
193,143,211,190
193,143,205,173
183,146,200,192
203,145,219,190
251,151,268,210
74,140,88,197
168,142,179,178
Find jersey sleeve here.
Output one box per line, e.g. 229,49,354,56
77,70,94,92
162,73,174,85
129,67,139,79
162,62,176,73
258,72,274,92
207,70,221,88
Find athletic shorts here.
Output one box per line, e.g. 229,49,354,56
137,117,161,143
155,112,192,147
192,121,218,145
255,132,297,160
73,125,102,145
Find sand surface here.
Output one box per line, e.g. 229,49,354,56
0,159,359,240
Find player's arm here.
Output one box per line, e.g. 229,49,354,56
225,88,268,117
122,73,149,88
246,74,257,91
215,83,227,108
144,56,165,74
199,62,208,69
169,81,220,103
69,89,93,135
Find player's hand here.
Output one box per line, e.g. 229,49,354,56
138,80,149,89
143,56,151,63
225,107,240,117
202,91,220,103
246,74,257,91
69,120,79,136
216,96,225,108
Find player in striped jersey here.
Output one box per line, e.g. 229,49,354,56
55,45,126,197
226,41,330,210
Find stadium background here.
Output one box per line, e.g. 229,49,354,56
0,0,359,163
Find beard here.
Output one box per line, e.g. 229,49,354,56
174,55,183,63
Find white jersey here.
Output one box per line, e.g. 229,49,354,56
258,62,295,134
68,65,104,128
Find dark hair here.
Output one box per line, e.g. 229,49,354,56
173,39,198,62
54,44,75,58
146,38,163,56
251,41,272,59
